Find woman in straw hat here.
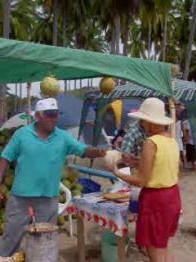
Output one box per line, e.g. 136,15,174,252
112,97,181,262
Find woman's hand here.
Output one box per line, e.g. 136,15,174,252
107,162,119,175
122,153,140,169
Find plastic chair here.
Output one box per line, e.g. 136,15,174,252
58,182,73,237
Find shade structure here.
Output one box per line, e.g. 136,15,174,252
78,79,196,146
97,79,196,103
0,38,172,96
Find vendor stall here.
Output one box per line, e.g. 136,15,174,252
0,38,195,261
73,192,130,262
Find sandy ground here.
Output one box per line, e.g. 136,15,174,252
58,169,196,262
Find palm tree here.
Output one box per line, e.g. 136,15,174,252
139,0,158,59
94,0,140,54
11,0,37,40
154,0,173,61
188,51,196,80
184,0,196,79
3,0,11,38
121,0,140,56
52,0,60,45
0,0,11,125
62,0,68,47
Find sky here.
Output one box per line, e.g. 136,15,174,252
7,78,101,98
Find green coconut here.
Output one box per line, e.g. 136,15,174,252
4,175,14,189
57,215,65,226
62,179,72,189
40,76,60,97
72,189,82,196
71,183,83,191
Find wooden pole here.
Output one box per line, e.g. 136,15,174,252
117,236,126,262
14,83,18,113
168,97,176,138
169,78,176,138
77,215,85,262
27,82,31,124
170,64,180,138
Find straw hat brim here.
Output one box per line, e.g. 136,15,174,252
128,111,174,125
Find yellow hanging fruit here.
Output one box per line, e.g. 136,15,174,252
99,77,116,94
40,76,60,97
12,251,25,262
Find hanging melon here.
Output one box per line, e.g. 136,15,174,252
99,77,116,94
40,76,60,97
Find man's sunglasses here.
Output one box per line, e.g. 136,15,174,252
43,110,59,118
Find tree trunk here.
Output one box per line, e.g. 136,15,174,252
62,1,67,93
0,0,11,125
19,83,22,111
52,0,59,46
114,14,120,54
74,80,77,90
26,83,32,123
162,14,168,62
64,81,67,93
3,0,11,38
148,22,152,59
62,0,67,47
184,1,196,80
123,16,130,56
111,27,116,54
14,84,18,113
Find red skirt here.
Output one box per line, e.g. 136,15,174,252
136,184,181,248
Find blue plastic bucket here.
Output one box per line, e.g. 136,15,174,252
128,200,138,213
78,177,101,193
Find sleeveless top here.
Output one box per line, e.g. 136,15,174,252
145,135,179,188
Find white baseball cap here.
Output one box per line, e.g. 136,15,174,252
128,97,174,126
35,98,58,112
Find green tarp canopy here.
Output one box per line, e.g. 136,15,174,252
0,38,172,96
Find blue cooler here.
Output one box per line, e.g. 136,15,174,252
78,177,101,193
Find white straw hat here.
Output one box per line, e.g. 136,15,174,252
128,97,174,125
35,98,58,112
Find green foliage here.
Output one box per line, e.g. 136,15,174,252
58,165,83,227
0,0,195,81
4,174,14,189
57,214,65,226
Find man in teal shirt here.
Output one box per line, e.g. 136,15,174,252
0,98,105,256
